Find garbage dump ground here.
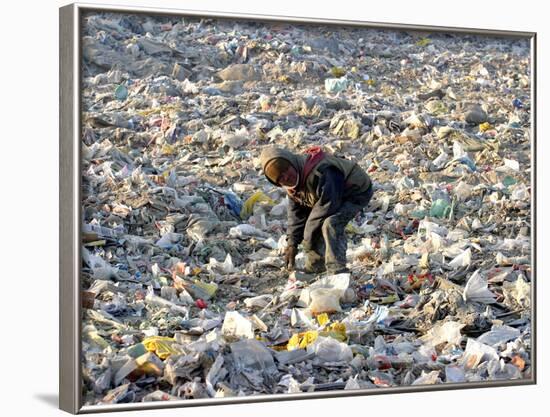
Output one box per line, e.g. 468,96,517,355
80,12,532,405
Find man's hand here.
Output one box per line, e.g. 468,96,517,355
284,245,297,270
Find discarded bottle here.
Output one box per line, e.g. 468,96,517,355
430,199,451,219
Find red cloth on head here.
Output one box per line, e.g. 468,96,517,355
288,146,325,196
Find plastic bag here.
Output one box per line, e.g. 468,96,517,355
487,359,522,380
240,191,275,219
308,336,353,362
309,273,350,297
229,224,268,239
290,308,315,328
155,232,182,249
448,248,472,269
462,338,499,370
287,331,319,350
503,276,531,308
420,321,464,347
325,78,350,93
309,288,342,314
222,311,254,340
223,191,243,217
244,294,273,309
412,370,441,385
476,325,520,347
270,198,288,217
445,365,466,383
208,254,236,275
230,339,277,373
463,270,495,304
142,336,182,359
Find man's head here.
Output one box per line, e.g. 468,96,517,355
264,158,298,187
259,147,300,188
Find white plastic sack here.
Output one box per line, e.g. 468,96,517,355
244,294,273,309
222,311,254,340
309,288,342,314
462,338,499,370
503,276,530,308
448,248,472,269
476,325,520,347
411,370,441,385
308,336,353,363
270,198,288,217
309,273,350,298
208,254,236,275
445,366,466,383
155,232,182,249
463,270,496,304
290,308,315,328
229,224,268,239
420,321,465,347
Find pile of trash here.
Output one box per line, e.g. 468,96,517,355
80,12,532,405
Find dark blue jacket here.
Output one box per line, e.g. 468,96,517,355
287,166,346,247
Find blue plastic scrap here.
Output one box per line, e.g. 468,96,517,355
223,192,243,218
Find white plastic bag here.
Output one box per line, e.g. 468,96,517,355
308,336,353,362
445,365,466,383
229,224,268,239
411,370,441,385
420,321,465,347
463,270,495,304
309,288,342,314
448,248,472,269
221,311,254,340
462,338,499,370
476,325,520,347
208,254,236,275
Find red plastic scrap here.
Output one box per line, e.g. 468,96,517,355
407,272,434,284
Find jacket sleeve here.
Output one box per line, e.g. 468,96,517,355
287,197,309,247
303,166,345,245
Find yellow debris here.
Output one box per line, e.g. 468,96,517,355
287,330,319,350
479,122,492,132
287,322,348,350
330,67,346,78
161,143,176,155
240,191,275,219
142,336,181,360
193,279,218,298
316,313,330,326
416,38,432,47
320,322,347,342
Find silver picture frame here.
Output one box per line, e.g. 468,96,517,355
60,2,536,413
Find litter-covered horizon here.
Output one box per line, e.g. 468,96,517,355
79,11,532,406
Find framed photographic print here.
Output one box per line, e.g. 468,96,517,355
59,2,536,413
